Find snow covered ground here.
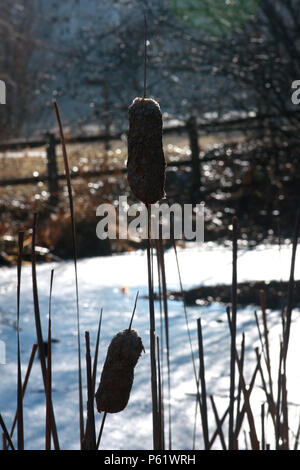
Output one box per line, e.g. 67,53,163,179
0,242,299,450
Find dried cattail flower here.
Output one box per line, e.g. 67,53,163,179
127,97,166,204
95,329,145,414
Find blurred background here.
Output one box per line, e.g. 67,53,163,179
0,0,300,262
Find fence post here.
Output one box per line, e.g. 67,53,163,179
102,79,111,152
46,133,59,204
186,116,202,205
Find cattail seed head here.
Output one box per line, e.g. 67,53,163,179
127,97,166,204
95,329,144,414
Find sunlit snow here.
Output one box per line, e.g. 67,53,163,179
0,243,299,449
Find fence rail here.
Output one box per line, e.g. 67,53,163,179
1,108,299,152
1,109,299,198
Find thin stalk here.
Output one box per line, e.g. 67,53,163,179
0,415,15,450
92,309,103,395
45,269,54,450
283,210,300,364
146,204,160,450
84,332,96,450
157,336,164,450
260,289,274,403
31,214,60,450
172,237,202,417
254,348,276,429
234,353,261,440
234,333,245,438
128,291,139,331
261,403,265,451
197,318,209,450
17,232,24,450
234,349,259,450
192,394,198,450
254,310,268,370
227,310,261,444
10,344,38,438
281,373,289,449
2,433,7,451
294,415,300,450
277,219,286,336
96,412,107,450
254,309,277,428
53,101,84,445
155,240,165,450
229,216,238,450
209,404,230,450
210,396,226,450
244,431,248,450
275,342,284,449
143,14,147,98
156,236,171,449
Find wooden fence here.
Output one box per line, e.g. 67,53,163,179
1,109,299,200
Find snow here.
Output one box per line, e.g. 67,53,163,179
0,242,299,450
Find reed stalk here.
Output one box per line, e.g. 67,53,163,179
17,232,24,450
197,318,209,449
156,236,171,449
53,101,84,446
83,331,96,450
45,269,54,450
92,309,103,395
31,214,60,449
228,216,238,450
146,204,160,450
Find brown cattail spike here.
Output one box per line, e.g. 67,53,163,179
127,97,166,204
95,329,145,414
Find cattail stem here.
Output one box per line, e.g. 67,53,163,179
31,214,60,450
197,318,209,450
234,333,245,438
143,14,147,99
156,236,171,449
210,396,226,450
228,216,238,450
96,412,107,450
10,344,38,439
84,331,96,450
146,204,160,450
92,309,103,395
53,101,84,446
0,415,15,450
261,403,265,451
45,270,54,450
260,289,274,402
282,210,300,362
17,232,24,450
157,336,164,450
128,291,139,331
172,236,202,420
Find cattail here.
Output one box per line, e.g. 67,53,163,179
127,97,166,204
95,329,144,414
